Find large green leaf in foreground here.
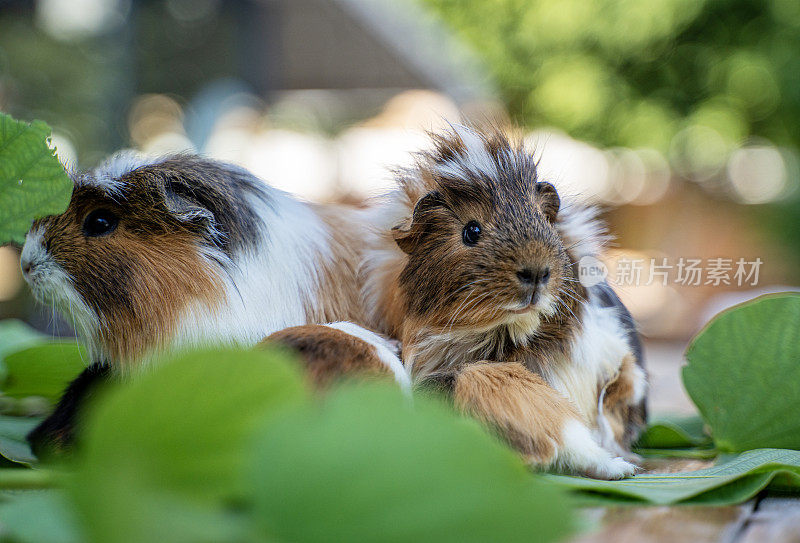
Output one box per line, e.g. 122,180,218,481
683,293,800,452
70,347,309,543
0,113,72,245
59,346,574,543
247,384,574,543
547,448,800,505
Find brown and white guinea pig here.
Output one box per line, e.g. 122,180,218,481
362,126,647,479
20,152,372,371
262,322,411,392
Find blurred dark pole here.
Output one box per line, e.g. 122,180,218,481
97,4,136,156
234,0,283,95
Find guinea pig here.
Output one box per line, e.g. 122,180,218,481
20,152,373,370
362,126,647,479
20,152,383,456
262,322,411,392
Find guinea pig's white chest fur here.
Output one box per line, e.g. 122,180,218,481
541,303,633,422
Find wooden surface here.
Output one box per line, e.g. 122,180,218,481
569,342,800,543
573,495,800,543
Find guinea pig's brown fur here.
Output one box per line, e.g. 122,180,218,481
450,362,578,464
30,177,226,363
366,128,588,375
445,362,634,478
261,323,410,391
363,125,645,478
366,130,585,370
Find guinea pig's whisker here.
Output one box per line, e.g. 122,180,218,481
560,288,584,306
445,287,492,333
462,291,494,316
49,302,58,339
446,280,490,311
563,239,588,252
66,297,87,365
558,286,576,299
447,290,495,334
445,288,480,332
47,293,61,338
556,297,580,324
449,278,490,299
480,292,505,319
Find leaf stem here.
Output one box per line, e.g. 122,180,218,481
0,468,59,489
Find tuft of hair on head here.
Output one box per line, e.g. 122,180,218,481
396,125,525,202
400,124,609,260
396,125,541,211
390,124,566,258
75,150,166,198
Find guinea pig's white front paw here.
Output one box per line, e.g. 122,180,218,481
586,456,637,480
554,420,637,480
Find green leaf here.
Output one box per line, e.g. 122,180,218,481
0,320,48,362
0,415,42,466
546,448,800,505
683,293,800,452
0,491,83,543
0,319,50,385
3,342,86,403
0,113,73,245
69,346,309,543
247,383,575,543
635,415,712,449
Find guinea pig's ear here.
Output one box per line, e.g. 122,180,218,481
392,191,443,254
163,189,219,240
536,182,560,222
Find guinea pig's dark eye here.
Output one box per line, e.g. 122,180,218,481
462,221,482,246
83,209,119,237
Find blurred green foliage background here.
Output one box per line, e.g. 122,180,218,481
424,0,800,153
424,0,800,285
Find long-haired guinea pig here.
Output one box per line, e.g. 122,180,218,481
20,152,377,456
362,126,647,479
20,152,372,369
